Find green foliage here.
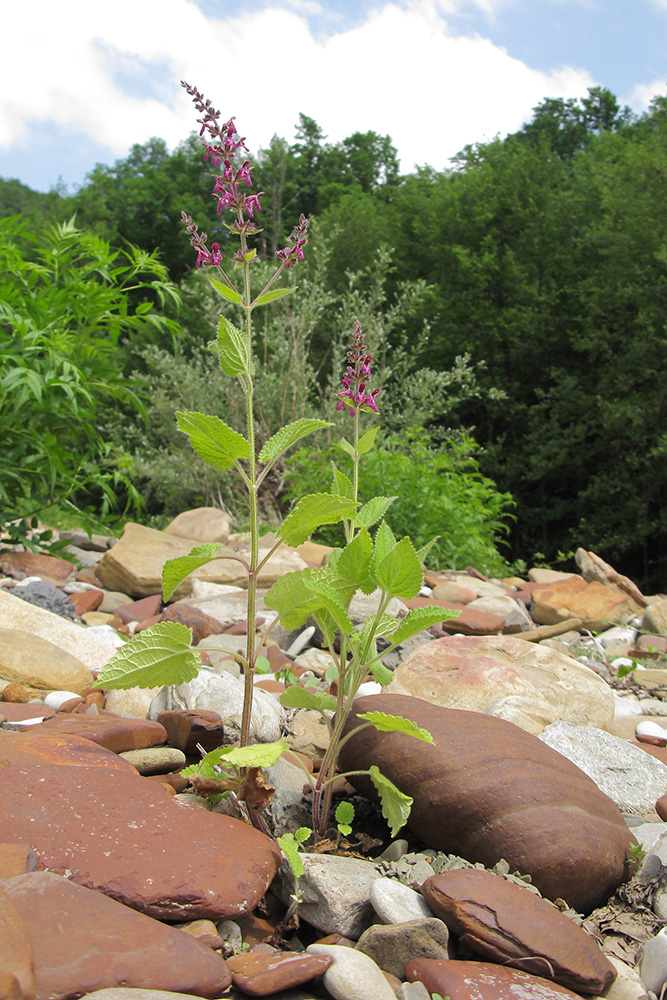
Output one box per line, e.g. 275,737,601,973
335,801,354,838
93,621,200,690
0,215,179,531
277,827,312,879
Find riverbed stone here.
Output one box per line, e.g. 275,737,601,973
226,951,333,995
0,629,94,694
273,854,381,939
405,959,585,1000
164,507,232,544
531,576,643,632
0,729,281,921
355,918,451,979
35,714,168,753
306,943,396,1000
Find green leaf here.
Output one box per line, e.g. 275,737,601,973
278,493,358,548
93,621,200,690
216,740,289,769
216,314,252,378
209,276,243,305
177,411,250,471
260,418,331,465
371,521,396,579
162,542,226,601
370,662,393,686
354,496,397,530
331,467,355,500
265,568,324,629
335,801,355,825
390,606,460,644
255,655,271,674
339,437,356,459
369,765,414,837
254,287,294,306
375,537,423,599
277,832,305,878
358,711,434,744
295,826,312,844
305,578,354,633
416,535,440,564
356,425,380,454
279,686,337,712
337,527,375,594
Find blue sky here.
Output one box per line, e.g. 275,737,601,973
1,0,666,194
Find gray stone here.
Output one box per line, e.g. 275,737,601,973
105,687,162,719
355,917,450,979
266,755,312,836
285,708,331,759
640,927,667,996
119,748,186,774
63,545,105,568
395,983,431,1000
348,588,407,625
539,721,667,815
274,853,381,939
306,943,396,1000
13,579,77,619
370,877,433,924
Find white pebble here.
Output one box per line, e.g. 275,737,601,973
286,626,316,657
84,624,126,648
640,926,667,996
636,720,667,740
370,877,433,924
44,690,81,710
354,681,383,699
307,943,396,1000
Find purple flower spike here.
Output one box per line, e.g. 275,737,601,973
336,321,380,415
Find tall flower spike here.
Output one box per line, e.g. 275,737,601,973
275,214,308,269
336,321,380,415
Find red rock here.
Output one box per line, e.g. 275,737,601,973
0,703,55,721
0,730,281,921
68,589,103,616
2,683,30,703
156,709,224,755
339,695,635,914
113,594,163,624
531,577,642,631
226,951,333,995
255,679,285,694
403,596,504,636
421,869,615,993
0,845,38,880
159,602,224,644
36,714,167,752
405,959,585,999
0,551,75,581
267,645,294,672
56,698,84,713
0,886,34,1000
0,972,24,999
134,614,162,633
1,871,231,999
657,794,667,821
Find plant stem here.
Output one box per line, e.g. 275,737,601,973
240,254,258,747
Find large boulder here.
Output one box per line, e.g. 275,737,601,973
386,634,614,735
338,694,635,913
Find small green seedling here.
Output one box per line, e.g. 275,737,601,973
335,800,354,847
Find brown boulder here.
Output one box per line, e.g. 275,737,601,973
403,596,504,635
36,714,168,752
0,885,34,1000
531,576,643,631
0,729,281,921
421,869,616,993
405,959,584,1000
338,694,634,913
226,950,333,994
0,551,75,581
156,708,225,754
159,602,223,644
1,871,231,999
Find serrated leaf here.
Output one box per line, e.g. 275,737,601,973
369,765,414,837
371,521,396,579
358,711,434,743
335,801,355,825
209,276,243,305
306,578,354,633
339,437,356,458
295,827,312,844
177,411,250,470
216,314,252,378
277,832,305,878
390,606,460,644
370,662,393,685
279,686,337,712
255,286,294,306
337,527,374,594
162,542,226,601
331,467,355,500
375,537,423,599
265,568,324,629
260,418,331,465
278,493,358,548
216,740,289,769
354,496,397,530
93,621,200,690
416,535,440,564
356,425,380,454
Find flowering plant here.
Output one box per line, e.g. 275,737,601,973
95,83,457,838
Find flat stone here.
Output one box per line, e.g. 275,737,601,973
643,599,667,637
164,507,232,544
226,951,333,995
405,959,585,999
370,877,434,924
355,918,451,979
13,579,78,620
339,694,635,914
104,687,162,719
421,868,615,993
403,596,504,636
539,721,667,816
0,844,39,880
531,577,643,632
0,884,34,1000
1,871,231,999
156,709,224,754
307,943,396,1000
119,747,186,774
273,854,381,939
386,634,614,735
159,603,223,644
430,581,477,604
0,629,93,694
0,551,75,581
0,729,281,921
113,595,164,625
467,594,533,632
0,703,55,721
37,714,168,753
0,590,115,673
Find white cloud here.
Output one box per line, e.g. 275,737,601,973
0,0,595,175
628,78,667,112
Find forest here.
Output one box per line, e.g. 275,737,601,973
1,85,666,591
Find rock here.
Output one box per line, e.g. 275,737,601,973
0,845,39,880
273,854,381,939
266,755,312,836
104,686,162,719
405,959,585,999
467,594,533,632
306,943,396,1000
0,551,75,581
0,702,55,722
369,877,433,924
575,548,648,608
639,926,667,997
36,714,168,753
1,871,231,998
643,598,667,637
386,634,614,735
430,581,477,604
183,589,279,631
0,729,281,920
531,576,643,632
421,868,616,993
44,689,84,710
158,603,223,644
1,681,29,702
113,595,163,624
0,589,115,672
528,568,577,584
0,629,93,694
338,694,635,913
148,668,283,744
68,588,104,617
285,708,331,759
348,588,407,625
118,747,186,774
156,709,224,754
403,596,504,636
226,951,333,995
99,591,135,614
13,579,78,620
539,721,667,816
355,918,451,979
0,884,34,1000
164,507,232,544
73,992,215,1000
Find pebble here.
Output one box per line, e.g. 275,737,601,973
44,689,83,710
640,927,667,997
286,625,316,657
307,943,397,1000
370,878,434,924
118,747,186,774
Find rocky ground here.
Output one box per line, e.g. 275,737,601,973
3,507,667,1000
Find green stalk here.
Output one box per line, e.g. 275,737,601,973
240,253,258,748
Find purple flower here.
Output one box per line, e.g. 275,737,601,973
336,321,380,415
275,214,308,269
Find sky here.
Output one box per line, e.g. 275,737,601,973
1,0,666,194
